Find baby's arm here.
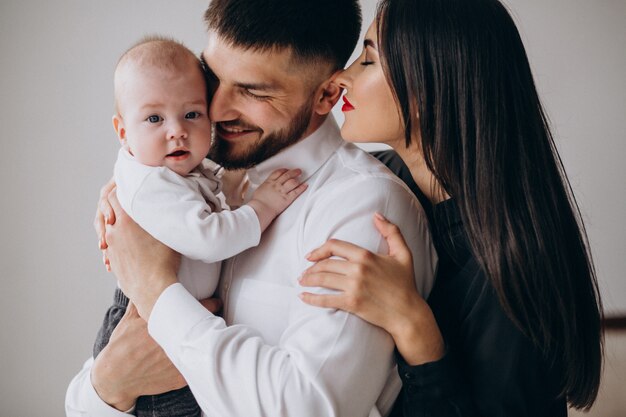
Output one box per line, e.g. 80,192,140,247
247,168,308,232
115,155,307,263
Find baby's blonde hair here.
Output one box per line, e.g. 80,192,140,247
113,35,204,114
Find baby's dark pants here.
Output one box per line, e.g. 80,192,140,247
93,288,201,417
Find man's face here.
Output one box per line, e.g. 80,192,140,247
201,31,318,169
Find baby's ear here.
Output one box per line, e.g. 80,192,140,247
112,114,127,147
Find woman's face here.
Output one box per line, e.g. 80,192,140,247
335,21,405,146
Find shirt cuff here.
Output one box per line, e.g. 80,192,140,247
396,350,459,396
148,283,221,354
85,373,136,416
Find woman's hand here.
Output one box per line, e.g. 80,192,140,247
299,213,445,365
104,188,180,320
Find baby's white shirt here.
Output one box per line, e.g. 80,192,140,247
114,148,261,299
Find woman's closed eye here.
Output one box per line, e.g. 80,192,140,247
360,46,376,66
361,51,374,66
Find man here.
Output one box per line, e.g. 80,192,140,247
66,1,436,416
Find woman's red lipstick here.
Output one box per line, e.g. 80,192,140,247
342,96,355,112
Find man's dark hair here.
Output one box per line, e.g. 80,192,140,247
204,0,361,70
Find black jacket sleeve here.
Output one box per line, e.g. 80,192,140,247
389,353,477,417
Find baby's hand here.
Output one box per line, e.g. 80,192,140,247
248,168,307,231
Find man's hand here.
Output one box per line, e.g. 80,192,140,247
91,298,222,412
104,189,180,319
91,302,187,411
94,177,116,271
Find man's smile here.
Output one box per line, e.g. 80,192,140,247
215,122,261,140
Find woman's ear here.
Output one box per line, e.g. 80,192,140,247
313,69,344,116
112,114,127,148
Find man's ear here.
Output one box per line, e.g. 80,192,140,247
313,69,344,116
112,114,127,148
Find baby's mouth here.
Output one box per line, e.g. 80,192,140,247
167,150,190,157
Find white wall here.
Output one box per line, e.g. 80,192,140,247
0,1,623,415
503,0,626,319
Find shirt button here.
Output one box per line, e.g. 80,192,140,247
404,372,413,380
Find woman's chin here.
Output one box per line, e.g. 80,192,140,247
340,125,368,144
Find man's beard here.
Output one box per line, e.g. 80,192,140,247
208,99,313,170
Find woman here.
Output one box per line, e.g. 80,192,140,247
299,0,603,415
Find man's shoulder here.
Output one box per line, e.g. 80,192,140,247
317,142,413,196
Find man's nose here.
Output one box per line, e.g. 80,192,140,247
209,85,240,122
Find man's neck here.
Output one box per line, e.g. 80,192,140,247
298,113,327,141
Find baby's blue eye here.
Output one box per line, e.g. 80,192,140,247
185,111,200,119
147,115,162,123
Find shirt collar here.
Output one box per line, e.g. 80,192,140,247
246,115,343,187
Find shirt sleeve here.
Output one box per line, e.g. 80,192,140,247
65,357,135,417
119,167,261,263
147,176,437,417
389,353,476,417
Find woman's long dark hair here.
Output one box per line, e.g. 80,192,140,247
377,0,603,409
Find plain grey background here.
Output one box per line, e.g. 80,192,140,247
1,0,624,415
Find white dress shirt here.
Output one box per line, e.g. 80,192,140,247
66,116,437,417
114,148,261,299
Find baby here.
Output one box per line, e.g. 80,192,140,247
93,36,306,417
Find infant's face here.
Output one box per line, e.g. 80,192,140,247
116,63,211,176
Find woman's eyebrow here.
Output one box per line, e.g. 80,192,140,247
364,39,377,49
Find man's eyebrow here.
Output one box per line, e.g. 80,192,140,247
234,81,280,92
364,39,377,49
199,52,279,92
